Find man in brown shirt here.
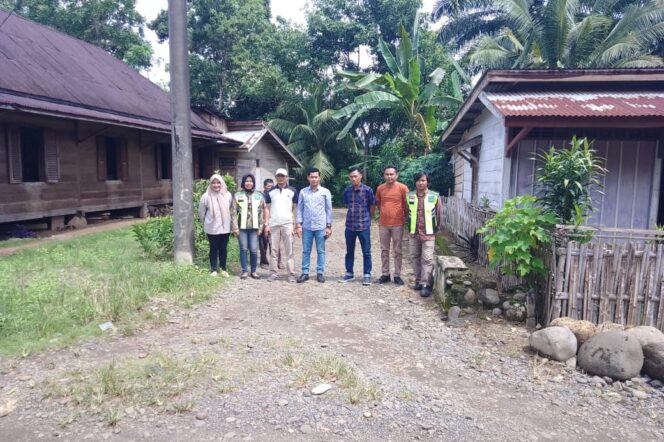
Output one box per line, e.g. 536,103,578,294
375,166,409,285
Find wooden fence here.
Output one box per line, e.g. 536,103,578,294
441,196,495,267
550,228,664,330
441,197,664,330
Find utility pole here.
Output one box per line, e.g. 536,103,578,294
168,0,194,264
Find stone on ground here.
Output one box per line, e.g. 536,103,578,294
311,384,332,395
627,326,664,348
529,326,577,362
550,317,597,346
448,306,461,321
642,341,664,381
478,288,500,306
463,289,477,305
577,331,644,380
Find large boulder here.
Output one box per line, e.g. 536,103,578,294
478,288,500,306
550,317,597,347
529,326,577,362
577,331,644,380
627,326,664,348
642,341,664,381
597,322,624,333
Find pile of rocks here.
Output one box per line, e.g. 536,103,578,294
529,318,664,382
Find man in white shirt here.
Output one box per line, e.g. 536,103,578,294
264,168,298,282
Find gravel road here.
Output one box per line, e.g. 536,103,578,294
1,210,662,441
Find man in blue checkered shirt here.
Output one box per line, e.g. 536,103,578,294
338,167,375,286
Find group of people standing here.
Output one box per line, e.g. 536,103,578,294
198,165,442,297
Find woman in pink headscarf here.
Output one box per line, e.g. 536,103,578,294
198,174,235,276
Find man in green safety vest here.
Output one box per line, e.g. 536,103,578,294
406,172,443,297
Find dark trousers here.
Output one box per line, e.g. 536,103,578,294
345,228,372,276
259,232,270,265
208,233,230,272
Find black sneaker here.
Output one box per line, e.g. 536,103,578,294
317,273,325,283
376,275,391,284
297,274,309,283
420,285,432,297
393,276,404,286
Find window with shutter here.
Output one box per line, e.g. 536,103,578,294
20,128,44,182
44,129,59,182
155,143,172,180
7,126,22,183
120,139,129,180
96,136,107,181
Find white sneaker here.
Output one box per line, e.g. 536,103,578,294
211,271,218,276
220,270,229,278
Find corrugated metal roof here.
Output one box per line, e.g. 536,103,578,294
0,9,220,138
484,92,664,118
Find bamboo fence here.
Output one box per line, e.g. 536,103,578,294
550,228,664,330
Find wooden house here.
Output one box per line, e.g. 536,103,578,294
0,9,300,228
441,69,664,229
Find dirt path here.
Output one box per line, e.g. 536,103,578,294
1,210,663,441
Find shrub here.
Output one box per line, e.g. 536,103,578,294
535,137,606,224
479,195,557,279
133,173,238,263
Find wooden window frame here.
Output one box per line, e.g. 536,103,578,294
155,143,172,180
6,125,59,184
97,136,128,181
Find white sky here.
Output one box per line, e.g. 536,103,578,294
135,0,436,85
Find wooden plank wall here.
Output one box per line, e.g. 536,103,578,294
551,234,664,330
511,138,659,229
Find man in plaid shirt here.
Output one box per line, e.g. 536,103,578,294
339,167,375,286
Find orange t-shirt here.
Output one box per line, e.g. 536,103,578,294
375,182,409,227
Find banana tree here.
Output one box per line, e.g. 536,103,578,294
333,22,467,153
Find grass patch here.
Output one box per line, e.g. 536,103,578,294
44,352,223,415
435,233,454,256
284,352,383,404
0,228,238,355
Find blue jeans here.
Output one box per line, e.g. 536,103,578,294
301,229,326,275
345,228,372,276
238,229,258,273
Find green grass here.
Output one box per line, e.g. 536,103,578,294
0,228,237,355
44,352,225,422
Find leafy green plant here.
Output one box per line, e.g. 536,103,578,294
133,173,237,263
535,137,606,224
479,195,557,278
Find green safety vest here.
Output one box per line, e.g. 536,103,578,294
235,191,263,229
406,190,439,235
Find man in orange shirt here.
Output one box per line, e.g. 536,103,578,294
374,166,409,285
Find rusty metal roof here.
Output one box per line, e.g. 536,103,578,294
440,69,664,148
483,92,664,118
0,9,221,139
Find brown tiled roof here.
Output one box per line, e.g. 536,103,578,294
0,9,221,139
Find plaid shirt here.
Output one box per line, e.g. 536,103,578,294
343,184,375,231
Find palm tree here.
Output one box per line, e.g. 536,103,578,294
333,22,467,152
435,0,664,68
268,90,357,181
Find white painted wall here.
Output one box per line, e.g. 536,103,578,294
454,108,508,209
236,139,290,191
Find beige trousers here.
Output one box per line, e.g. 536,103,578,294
409,235,435,285
379,226,404,277
269,224,295,275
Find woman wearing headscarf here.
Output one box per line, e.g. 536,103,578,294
198,174,235,277
233,173,265,279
